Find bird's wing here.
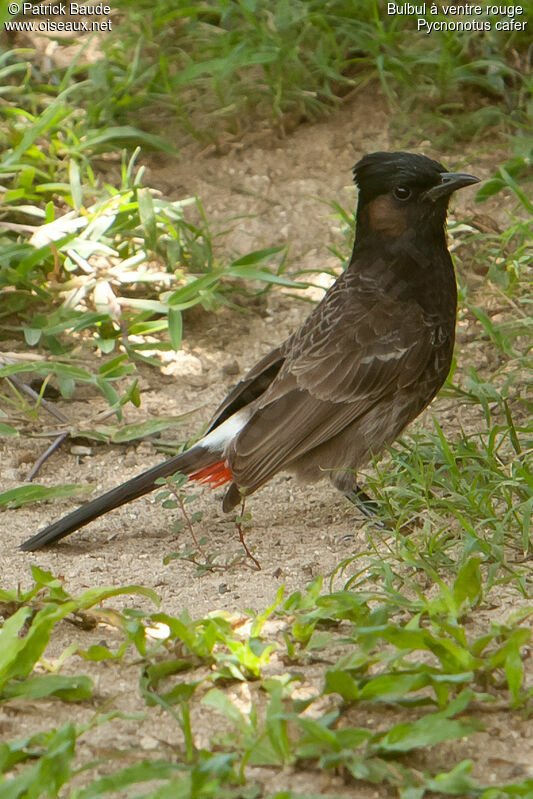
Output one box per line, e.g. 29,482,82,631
205,344,286,432
287,286,434,402
229,270,443,489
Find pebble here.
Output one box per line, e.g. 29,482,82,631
222,359,240,376
70,445,93,456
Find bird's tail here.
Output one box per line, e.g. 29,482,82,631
19,446,230,551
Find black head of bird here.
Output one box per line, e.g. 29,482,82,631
353,151,480,242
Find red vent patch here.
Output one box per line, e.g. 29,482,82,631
189,461,232,489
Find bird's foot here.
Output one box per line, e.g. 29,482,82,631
344,485,389,531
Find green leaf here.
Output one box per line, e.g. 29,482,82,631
167,272,222,305
0,607,33,690
324,670,360,701
78,644,121,662
0,483,93,509
359,671,431,701
30,566,70,600
168,307,183,351
0,603,77,689
57,372,75,398
0,362,93,382
424,760,478,795
69,159,83,211
72,761,179,799
159,682,197,705
3,102,71,167
453,557,482,609
0,423,18,436
374,714,481,753
202,688,251,733
503,637,525,705
98,354,135,379
228,266,308,288
22,327,42,346
0,723,76,797
75,584,160,611
137,187,157,251
230,246,285,266
142,659,192,692
1,674,92,702
111,414,193,443
78,126,176,155
95,377,119,409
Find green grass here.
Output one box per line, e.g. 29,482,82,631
83,0,531,142
0,47,302,443
1,567,532,797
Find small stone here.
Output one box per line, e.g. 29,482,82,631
70,445,92,456
222,359,240,376
123,451,137,467
187,375,209,388
15,450,34,466
140,735,159,750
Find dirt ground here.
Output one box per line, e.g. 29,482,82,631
1,96,531,794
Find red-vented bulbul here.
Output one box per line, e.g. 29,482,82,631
20,151,480,551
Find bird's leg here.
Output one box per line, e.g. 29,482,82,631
345,484,379,517
345,485,389,531
235,497,261,571
332,472,384,524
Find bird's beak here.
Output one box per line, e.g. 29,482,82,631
424,172,480,202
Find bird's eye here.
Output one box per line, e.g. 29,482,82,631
393,186,411,201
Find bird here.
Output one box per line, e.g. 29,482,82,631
19,151,480,551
